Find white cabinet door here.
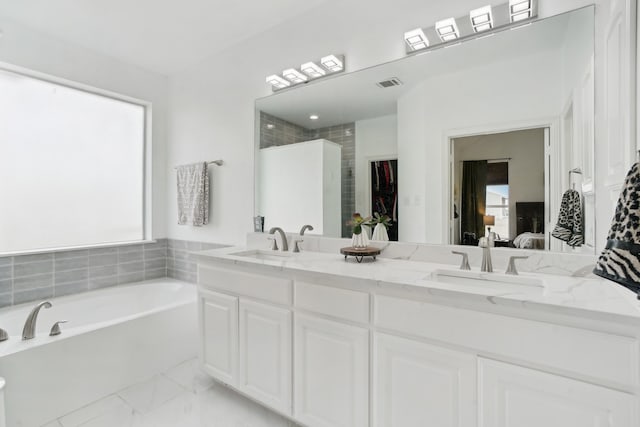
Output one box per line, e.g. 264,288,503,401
294,313,369,427
374,333,476,427
239,299,292,414
199,289,238,386
479,358,635,427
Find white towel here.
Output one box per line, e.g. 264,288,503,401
177,162,209,226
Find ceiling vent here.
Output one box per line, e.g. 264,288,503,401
376,78,403,88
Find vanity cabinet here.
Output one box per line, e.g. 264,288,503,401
374,333,476,427
479,358,634,427
199,289,238,386
198,260,639,427
239,299,292,413
294,313,369,427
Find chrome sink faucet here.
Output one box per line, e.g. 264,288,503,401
294,224,314,253
479,238,493,273
22,301,52,340
268,227,289,252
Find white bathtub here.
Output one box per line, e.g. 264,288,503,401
0,279,198,427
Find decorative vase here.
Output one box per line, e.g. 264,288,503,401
351,230,369,248
371,223,389,241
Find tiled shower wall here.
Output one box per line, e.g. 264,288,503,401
0,239,226,308
260,112,355,237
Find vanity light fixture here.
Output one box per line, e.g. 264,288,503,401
321,55,343,72
309,114,319,120
266,74,291,90
470,5,493,32
509,0,532,22
435,18,460,42
403,1,537,55
301,62,326,78
404,28,429,51
266,54,345,92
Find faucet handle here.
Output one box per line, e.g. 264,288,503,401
267,237,278,251
293,239,304,253
505,256,529,275
49,320,68,337
451,251,471,270
0,328,8,342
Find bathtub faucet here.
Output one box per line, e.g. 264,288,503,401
22,301,52,340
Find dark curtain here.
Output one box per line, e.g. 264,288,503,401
461,160,488,239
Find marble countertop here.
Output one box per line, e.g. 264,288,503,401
194,246,640,326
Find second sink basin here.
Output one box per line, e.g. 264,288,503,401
431,269,545,293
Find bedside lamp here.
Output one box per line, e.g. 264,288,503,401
483,215,495,235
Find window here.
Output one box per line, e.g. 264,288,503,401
486,162,509,239
0,67,148,254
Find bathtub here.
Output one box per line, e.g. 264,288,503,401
0,279,198,427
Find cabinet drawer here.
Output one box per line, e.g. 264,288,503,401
295,281,370,323
199,265,292,305
375,295,639,388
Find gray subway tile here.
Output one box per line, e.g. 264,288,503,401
55,269,88,285
13,253,53,264
54,249,89,260
55,257,89,272
144,258,166,271
13,260,53,277
144,268,166,280
0,266,11,281
173,259,196,273
90,265,118,278
0,293,12,308
118,261,144,275
144,240,167,251
14,287,54,305
0,278,11,294
0,257,11,267
89,275,118,289
13,273,53,291
118,247,143,263
89,254,118,267
119,271,145,285
89,247,118,256
55,281,88,297
173,269,197,283
144,248,166,260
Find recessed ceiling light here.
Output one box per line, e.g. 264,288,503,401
404,28,429,51
470,6,493,32
321,55,343,72
282,68,307,84
435,18,459,42
265,75,290,89
301,62,326,78
309,114,319,120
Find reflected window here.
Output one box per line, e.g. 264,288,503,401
486,162,509,239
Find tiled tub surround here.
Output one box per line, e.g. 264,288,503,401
0,239,227,308
167,240,229,283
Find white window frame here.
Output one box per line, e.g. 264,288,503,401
0,62,154,255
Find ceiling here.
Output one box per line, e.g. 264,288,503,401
0,0,328,75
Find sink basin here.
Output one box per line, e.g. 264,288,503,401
230,249,295,262
431,269,545,293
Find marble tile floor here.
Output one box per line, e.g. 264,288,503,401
41,358,297,427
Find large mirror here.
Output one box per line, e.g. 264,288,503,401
255,6,595,253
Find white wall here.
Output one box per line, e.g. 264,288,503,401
398,50,562,243
166,0,607,246
0,18,169,238
453,129,545,240
355,115,398,217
